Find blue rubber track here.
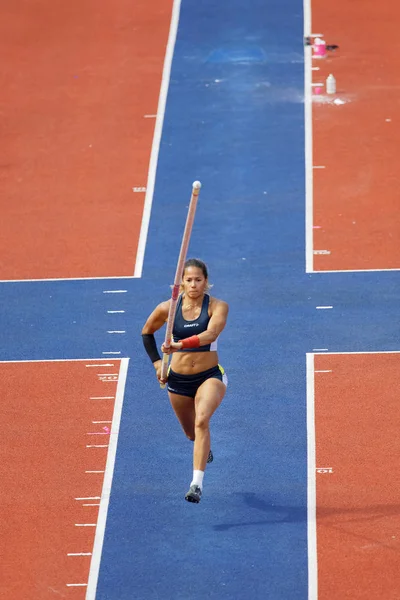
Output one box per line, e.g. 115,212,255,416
98,1,309,598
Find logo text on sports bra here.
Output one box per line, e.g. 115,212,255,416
184,323,199,328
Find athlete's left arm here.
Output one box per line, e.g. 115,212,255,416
200,299,229,345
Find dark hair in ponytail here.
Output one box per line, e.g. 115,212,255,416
183,258,208,279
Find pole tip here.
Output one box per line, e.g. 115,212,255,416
192,180,202,189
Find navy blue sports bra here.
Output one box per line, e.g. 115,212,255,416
172,294,218,352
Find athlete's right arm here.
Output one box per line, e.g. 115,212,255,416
142,301,170,382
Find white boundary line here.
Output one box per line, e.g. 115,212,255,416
0,358,122,364
86,357,129,600
312,350,400,355
304,0,314,274
312,267,400,273
133,0,183,278
306,353,318,600
0,275,134,283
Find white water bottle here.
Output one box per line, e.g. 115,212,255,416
326,74,336,94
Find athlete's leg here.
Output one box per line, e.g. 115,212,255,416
168,392,195,440
193,378,226,471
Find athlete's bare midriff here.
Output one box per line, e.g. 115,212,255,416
170,350,219,375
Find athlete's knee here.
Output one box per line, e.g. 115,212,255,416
194,413,210,430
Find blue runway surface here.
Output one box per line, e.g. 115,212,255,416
1,0,399,598
100,1,309,597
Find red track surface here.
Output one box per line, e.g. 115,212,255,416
0,360,120,599
312,1,400,271
0,0,172,280
314,353,400,599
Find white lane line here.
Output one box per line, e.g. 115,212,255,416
85,471,105,474
313,348,329,352
90,396,115,400
67,583,88,587
312,67,320,71
75,497,101,501
107,331,126,334
304,0,314,274
102,352,121,355
315,370,332,373
75,524,97,527
97,374,119,377
103,290,127,294
0,358,116,364
86,358,129,600
97,372,118,375
133,0,182,278
86,445,109,448
314,350,400,355
306,352,318,600
86,364,114,368
312,267,400,273
68,553,92,556
107,310,125,314
0,276,132,283
316,306,333,309
92,421,112,424
83,504,101,507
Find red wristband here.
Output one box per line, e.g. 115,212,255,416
180,335,200,349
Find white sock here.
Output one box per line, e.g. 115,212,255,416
191,469,204,489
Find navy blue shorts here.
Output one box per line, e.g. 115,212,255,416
167,364,228,398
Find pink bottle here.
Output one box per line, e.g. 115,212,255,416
313,38,327,58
